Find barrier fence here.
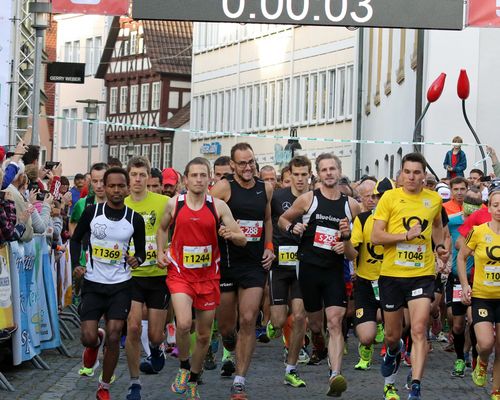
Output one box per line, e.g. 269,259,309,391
0,235,75,392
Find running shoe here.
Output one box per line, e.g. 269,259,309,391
384,383,400,400
220,358,236,377
308,349,322,365
185,382,201,400
284,369,306,387
96,384,110,400
381,339,403,377
431,315,442,336
375,323,385,344
126,383,141,400
451,359,466,378
139,356,158,375
98,372,116,384
491,390,500,400
405,370,412,390
204,348,217,370
380,343,387,357
472,358,488,387
436,331,448,343
464,352,471,369
266,321,282,340
354,344,373,370
403,352,411,367
230,382,247,399
149,345,165,372
408,382,421,400
298,347,310,365
171,346,179,358
256,326,270,343
171,368,190,394
326,374,347,397
79,328,105,377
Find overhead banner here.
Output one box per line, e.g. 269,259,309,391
0,1,13,145
133,0,465,30
468,0,500,27
52,0,129,16
10,237,61,365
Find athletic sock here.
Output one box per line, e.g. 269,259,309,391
180,359,191,371
188,372,199,383
234,375,245,385
285,364,297,374
140,320,150,356
453,330,465,360
130,377,141,386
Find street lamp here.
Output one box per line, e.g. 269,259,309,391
76,99,106,172
28,0,52,146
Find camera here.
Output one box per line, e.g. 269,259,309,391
36,190,48,201
480,176,492,182
44,161,60,170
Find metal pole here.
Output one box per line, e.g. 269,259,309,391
31,28,43,145
87,120,92,172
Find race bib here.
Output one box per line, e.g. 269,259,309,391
92,244,122,265
452,284,463,302
183,245,212,269
483,265,500,286
130,236,158,266
278,245,298,267
239,220,263,242
395,243,426,267
371,280,380,301
313,226,340,250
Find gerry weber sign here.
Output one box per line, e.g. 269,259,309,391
47,62,85,84
133,0,464,30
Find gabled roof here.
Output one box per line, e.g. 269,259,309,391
143,20,192,76
163,102,190,129
96,18,192,79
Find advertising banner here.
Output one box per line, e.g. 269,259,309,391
468,0,500,27
0,245,14,330
10,237,61,365
52,0,129,16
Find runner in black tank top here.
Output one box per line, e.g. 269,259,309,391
210,143,275,399
279,153,359,398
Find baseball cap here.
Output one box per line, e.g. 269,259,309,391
488,178,500,197
436,182,451,200
162,168,178,186
373,177,395,196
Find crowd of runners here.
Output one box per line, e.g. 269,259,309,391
4,141,500,400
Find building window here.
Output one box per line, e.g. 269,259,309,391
140,83,150,111
163,142,172,168
110,87,118,114
230,89,236,132
245,86,252,131
142,144,150,160
61,109,69,148
328,69,336,121
216,92,223,132
238,89,245,131
253,85,260,130
260,83,267,129
268,81,276,129
151,143,160,168
82,121,98,147
64,42,71,62
337,66,346,120
276,80,284,128
346,64,354,119
292,77,300,125
319,71,327,122
64,41,80,62
120,86,128,113
134,144,141,155
138,37,144,54
119,144,128,165
69,108,77,147
310,73,318,124
122,39,129,56
300,75,309,125
130,85,138,112
223,90,230,132
109,145,118,159
130,31,137,55
151,82,161,110
283,78,290,126
85,38,93,76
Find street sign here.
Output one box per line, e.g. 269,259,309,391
468,0,500,27
47,62,85,84
132,0,464,30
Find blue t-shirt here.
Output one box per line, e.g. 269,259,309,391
69,186,81,214
448,211,473,276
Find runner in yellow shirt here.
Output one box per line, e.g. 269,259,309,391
372,153,448,400
124,156,170,400
458,185,500,400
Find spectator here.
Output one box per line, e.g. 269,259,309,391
486,145,500,177
69,173,85,213
0,168,24,244
260,165,278,188
443,136,467,178
1,141,28,189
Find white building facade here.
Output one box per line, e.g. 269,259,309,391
53,14,109,177
190,23,356,173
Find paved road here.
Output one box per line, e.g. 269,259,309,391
0,324,493,400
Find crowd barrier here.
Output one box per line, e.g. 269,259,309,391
0,235,75,391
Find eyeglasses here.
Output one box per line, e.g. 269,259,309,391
234,159,255,168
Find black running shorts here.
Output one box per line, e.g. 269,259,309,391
79,279,132,321
298,261,347,313
379,275,435,312
131,276,170,310
472,298,500,324
353,276,380,325
220,264,268,292
269,268,302,305
445,275,471,316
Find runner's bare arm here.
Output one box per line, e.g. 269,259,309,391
262,182,275,269
215,199,247,247
432,211,449,262
278,191,313,235
339,199,359,261
371,219,408,245
209,178,231,202
457,244,473,305
156,197,176,267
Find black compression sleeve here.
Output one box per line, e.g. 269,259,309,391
70,205,95,268
131,213,146,263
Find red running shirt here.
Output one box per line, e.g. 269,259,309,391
167,194,220,282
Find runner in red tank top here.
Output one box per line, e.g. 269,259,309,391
156,157,246,399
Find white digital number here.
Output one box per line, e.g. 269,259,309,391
351,0,373,23
324,0,347,23
222,0,245,19
261,0,283,20
286,0,309,21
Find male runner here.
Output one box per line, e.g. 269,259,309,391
124,157,170,400
156,156,246,400
213,156,232,183
210,142,275,399
371,152,448,400
147,168,163,194
71,167,146,400
351,178,400,400
267,155,311,388
279,152,360,397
